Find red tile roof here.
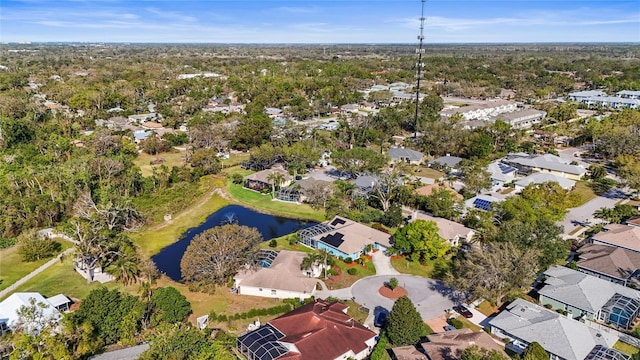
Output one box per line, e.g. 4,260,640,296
268,299,376,360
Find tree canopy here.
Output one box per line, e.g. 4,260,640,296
181,224,263,292
385,296,424,346
392,220,449,262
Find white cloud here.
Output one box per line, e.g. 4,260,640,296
145,7,197,22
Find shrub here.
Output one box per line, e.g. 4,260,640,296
327,268,338,277
483,326,491,334
449,318,464,329
288,234,299,246
347,268,357,275
371,223,390,234
18,232,62,262
268,239,278,248
0,238,17,249
344,257,353,264
388,277,399,290
231,173,244,184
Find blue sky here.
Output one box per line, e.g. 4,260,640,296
1,0,639,43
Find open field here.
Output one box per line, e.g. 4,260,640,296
134,151,186,177
1,257,127,302
571,181,598,207
226,181,325,222
0,240,72,292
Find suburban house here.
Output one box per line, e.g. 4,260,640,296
464,194,504,212
592,224,640,253
279,178,333,204
617,91,640,99
429,155,463,172
417,329,508,360
244,167,293,193
414,182,462,200
514,172,576,191
489,298,618,360
577,244,640,287
567,90,640,109
234,250,320,300
351,174,378,197
237,299,377,360
538,266,640,329
487,161,517,190
567,90,607,102
412,212,474,247
505,153,586,180
298,216,392,259
388,147,424,165
0,292,71,335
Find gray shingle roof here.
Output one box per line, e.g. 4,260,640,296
540,266,640,313
389,147,424,162
515,172,576,189
508,154,586,176
430,156,463,168
489,298,617,360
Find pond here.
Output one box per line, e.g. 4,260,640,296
152,204,317,281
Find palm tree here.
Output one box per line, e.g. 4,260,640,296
105,247,139,286
267,171,286,199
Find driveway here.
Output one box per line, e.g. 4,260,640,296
371,251,400,276
560,195,619,236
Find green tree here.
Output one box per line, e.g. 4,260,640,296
332,147,388,175
458,160,492,195
140,323,234,360
617,155,640,190
17,231,62,262
523,342,549,360
392,220,449,262
190,148,222,176
588,164,607,180
385,296,424,346
266,171,286,199
181,224,263,292
150,287,192,327
230,112,273,151
423,187,462,219
594,204,638,224
447,242,539,306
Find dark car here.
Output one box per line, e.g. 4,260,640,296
374,311,389,328
453,305,473,318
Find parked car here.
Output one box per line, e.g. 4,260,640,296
453,305,473,318
444,325,457,331
374,310,389,328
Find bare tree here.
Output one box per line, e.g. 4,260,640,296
303,180,335,209
371,170,403,212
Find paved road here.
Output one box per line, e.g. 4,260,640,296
350,275,459,320
560,195,619,236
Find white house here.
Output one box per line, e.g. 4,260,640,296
0,292,70,335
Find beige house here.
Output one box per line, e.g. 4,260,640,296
234,250,319,300
592,224,640,253
412,212,474,246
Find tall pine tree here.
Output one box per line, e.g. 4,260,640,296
385,296,424,346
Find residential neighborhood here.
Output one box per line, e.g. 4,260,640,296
1,11,639,360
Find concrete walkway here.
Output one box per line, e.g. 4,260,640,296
0,248,74,299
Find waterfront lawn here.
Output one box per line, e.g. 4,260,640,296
0,240,71,292
132,181,230,257
226,181,325,222
259,234,315,254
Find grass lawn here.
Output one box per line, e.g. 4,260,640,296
258,234,315,254
414,167,445,180
226,181,325,222
0,240,72,292
476,300,499,317
131,185,230,257
614,341,640,355
221,152,251,168
571,181,597,207
568,226,585,236
133,150,186,177
390,256,447,279
345,300,370,324
1,257,127,302
455,315,482,332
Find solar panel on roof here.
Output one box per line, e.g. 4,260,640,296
473,198,492,211
319,232,345,248
497,163,516,174
330,218,346,226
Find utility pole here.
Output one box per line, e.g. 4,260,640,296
414,0,426,139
